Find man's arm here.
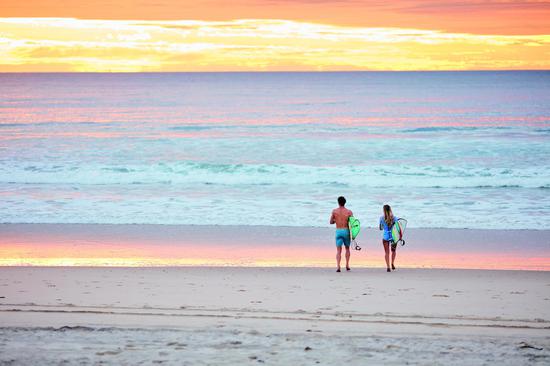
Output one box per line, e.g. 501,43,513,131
330,211,335,225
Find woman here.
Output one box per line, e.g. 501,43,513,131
379,204,398,272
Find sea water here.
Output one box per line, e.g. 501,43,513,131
1,71,549,229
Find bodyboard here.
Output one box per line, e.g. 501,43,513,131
348,216,360,240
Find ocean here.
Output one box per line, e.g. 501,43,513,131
1,71,549,229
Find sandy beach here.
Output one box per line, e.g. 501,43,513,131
1,266,549,364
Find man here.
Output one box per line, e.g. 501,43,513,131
330,196,353,272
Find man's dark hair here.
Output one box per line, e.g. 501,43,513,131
338,196,346,206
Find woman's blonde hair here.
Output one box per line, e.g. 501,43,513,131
383,204,394,227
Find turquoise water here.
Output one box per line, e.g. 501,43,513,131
0,71,549,228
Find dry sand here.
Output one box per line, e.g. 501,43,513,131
0,266,549,365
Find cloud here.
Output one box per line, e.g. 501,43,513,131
0,17,548,71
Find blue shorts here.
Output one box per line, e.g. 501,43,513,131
335,229,351,248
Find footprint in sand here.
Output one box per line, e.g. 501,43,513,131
96,349,122,356
432,294,449,298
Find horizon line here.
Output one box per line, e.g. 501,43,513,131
2,69,549,74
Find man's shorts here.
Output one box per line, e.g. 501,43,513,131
335,229,351,248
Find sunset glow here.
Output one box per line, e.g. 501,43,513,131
2,237,548,271
1,17,548,72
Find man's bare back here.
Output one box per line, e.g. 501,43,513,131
330,206,353,229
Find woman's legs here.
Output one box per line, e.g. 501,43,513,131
383,241,390,271
391,247,396,270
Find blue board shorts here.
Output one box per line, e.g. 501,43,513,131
335,229,351,248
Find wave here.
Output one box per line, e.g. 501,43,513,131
0,121,106,128
163,124,548,136
0,123,26,128
1,162,548,189
169,125,219,131
402,126,512,133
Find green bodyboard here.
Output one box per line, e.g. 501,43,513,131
348,216,360,240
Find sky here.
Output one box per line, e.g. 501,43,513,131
1,0,549,71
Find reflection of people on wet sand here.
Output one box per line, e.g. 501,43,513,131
330,196,353,272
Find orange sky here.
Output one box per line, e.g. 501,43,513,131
3,0,550,35
1,0,549,71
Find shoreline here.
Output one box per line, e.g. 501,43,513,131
2,222,548,230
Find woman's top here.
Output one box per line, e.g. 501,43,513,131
380,215,398,241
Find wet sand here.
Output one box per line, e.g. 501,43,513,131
1,224,549,270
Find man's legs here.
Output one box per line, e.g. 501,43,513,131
345,246,351,270
336,246,342,271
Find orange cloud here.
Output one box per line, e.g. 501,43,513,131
0,18,548,72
